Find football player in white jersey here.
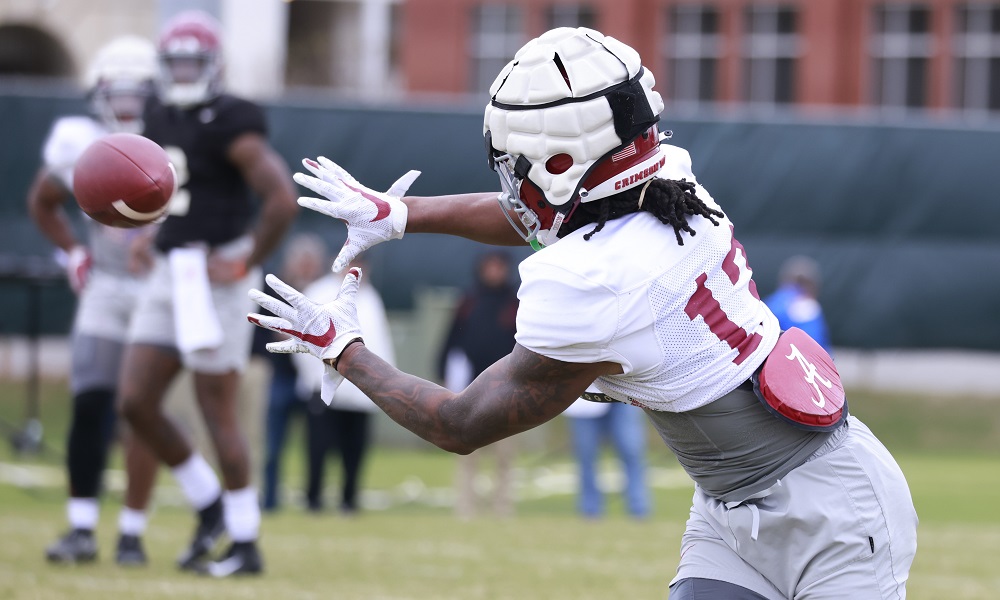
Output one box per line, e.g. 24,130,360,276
27,36,162,566
249,28,917,598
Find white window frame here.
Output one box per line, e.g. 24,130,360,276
869,3,934,110
743,4,802,107
546,4,596,29
469,4,526,94
665,4,722,107
954,3,1000,115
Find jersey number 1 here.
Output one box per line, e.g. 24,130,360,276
683,227,762,365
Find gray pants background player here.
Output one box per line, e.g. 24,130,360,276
48,267,161,563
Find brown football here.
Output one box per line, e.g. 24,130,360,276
72,133,175,228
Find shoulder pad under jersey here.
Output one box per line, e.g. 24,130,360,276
42,116,107,189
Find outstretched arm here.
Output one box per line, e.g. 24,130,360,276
248,270,620,454
330,342,617,454
294,157,526,272
402,193,526,246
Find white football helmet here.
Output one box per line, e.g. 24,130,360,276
483,28,667,247
157,10,224,108
85,35,157,134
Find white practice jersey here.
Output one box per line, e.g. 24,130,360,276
516,144,780,413
43,116,106,190
42,116,152,277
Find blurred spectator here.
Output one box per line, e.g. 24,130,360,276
293,256,396,514
261,233,328,511
438,251,519,519
563,389,651,520
765,255,832,352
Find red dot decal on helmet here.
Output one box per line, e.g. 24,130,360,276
545,154,573,174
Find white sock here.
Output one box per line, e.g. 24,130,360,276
118,507,148,536
223,487,260,543
170,453,222,511
67,497,99,530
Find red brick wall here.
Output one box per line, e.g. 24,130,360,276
401,0,963,110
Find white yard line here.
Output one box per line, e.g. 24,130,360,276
0,461,693,510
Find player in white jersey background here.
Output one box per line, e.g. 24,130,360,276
249,28,917,599
27,35,162,566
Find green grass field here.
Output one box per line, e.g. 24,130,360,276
1,379,998,598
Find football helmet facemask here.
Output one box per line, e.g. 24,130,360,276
483,27,667,248
157,10,224,108
85,36,157,135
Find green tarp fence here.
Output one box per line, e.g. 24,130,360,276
2,85,998,350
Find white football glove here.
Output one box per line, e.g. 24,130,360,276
66,245,92,294
293,156,420,273
248,269,365,403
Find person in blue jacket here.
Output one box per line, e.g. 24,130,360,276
764,256,832,352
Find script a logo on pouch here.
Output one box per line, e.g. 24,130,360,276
785,343,833,407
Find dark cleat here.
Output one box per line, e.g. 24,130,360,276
115,534,147,566
45,529,98,564
176,497,225,571
200,541,263,577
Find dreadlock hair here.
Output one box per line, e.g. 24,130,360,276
560,178,725,245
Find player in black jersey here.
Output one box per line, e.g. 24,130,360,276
118,10,297,577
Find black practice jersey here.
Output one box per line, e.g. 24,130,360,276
143,94,268,252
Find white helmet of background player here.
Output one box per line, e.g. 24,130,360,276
85,35,157,134
157,10,224,108
484,28,666,247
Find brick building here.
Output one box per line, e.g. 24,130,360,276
401,0,1000,116
1,0,996,115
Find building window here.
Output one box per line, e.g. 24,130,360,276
743,5,800,106
870,4,932,109
388,2,402,85
547,4,596,29
743,6,801,106
286,0,339,88
665,5,721,105
954,3,1000,113
470,4,525,94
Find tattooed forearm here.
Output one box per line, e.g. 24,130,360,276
336,345,476,453
334,342,611,454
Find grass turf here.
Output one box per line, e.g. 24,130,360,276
0,379,998,598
